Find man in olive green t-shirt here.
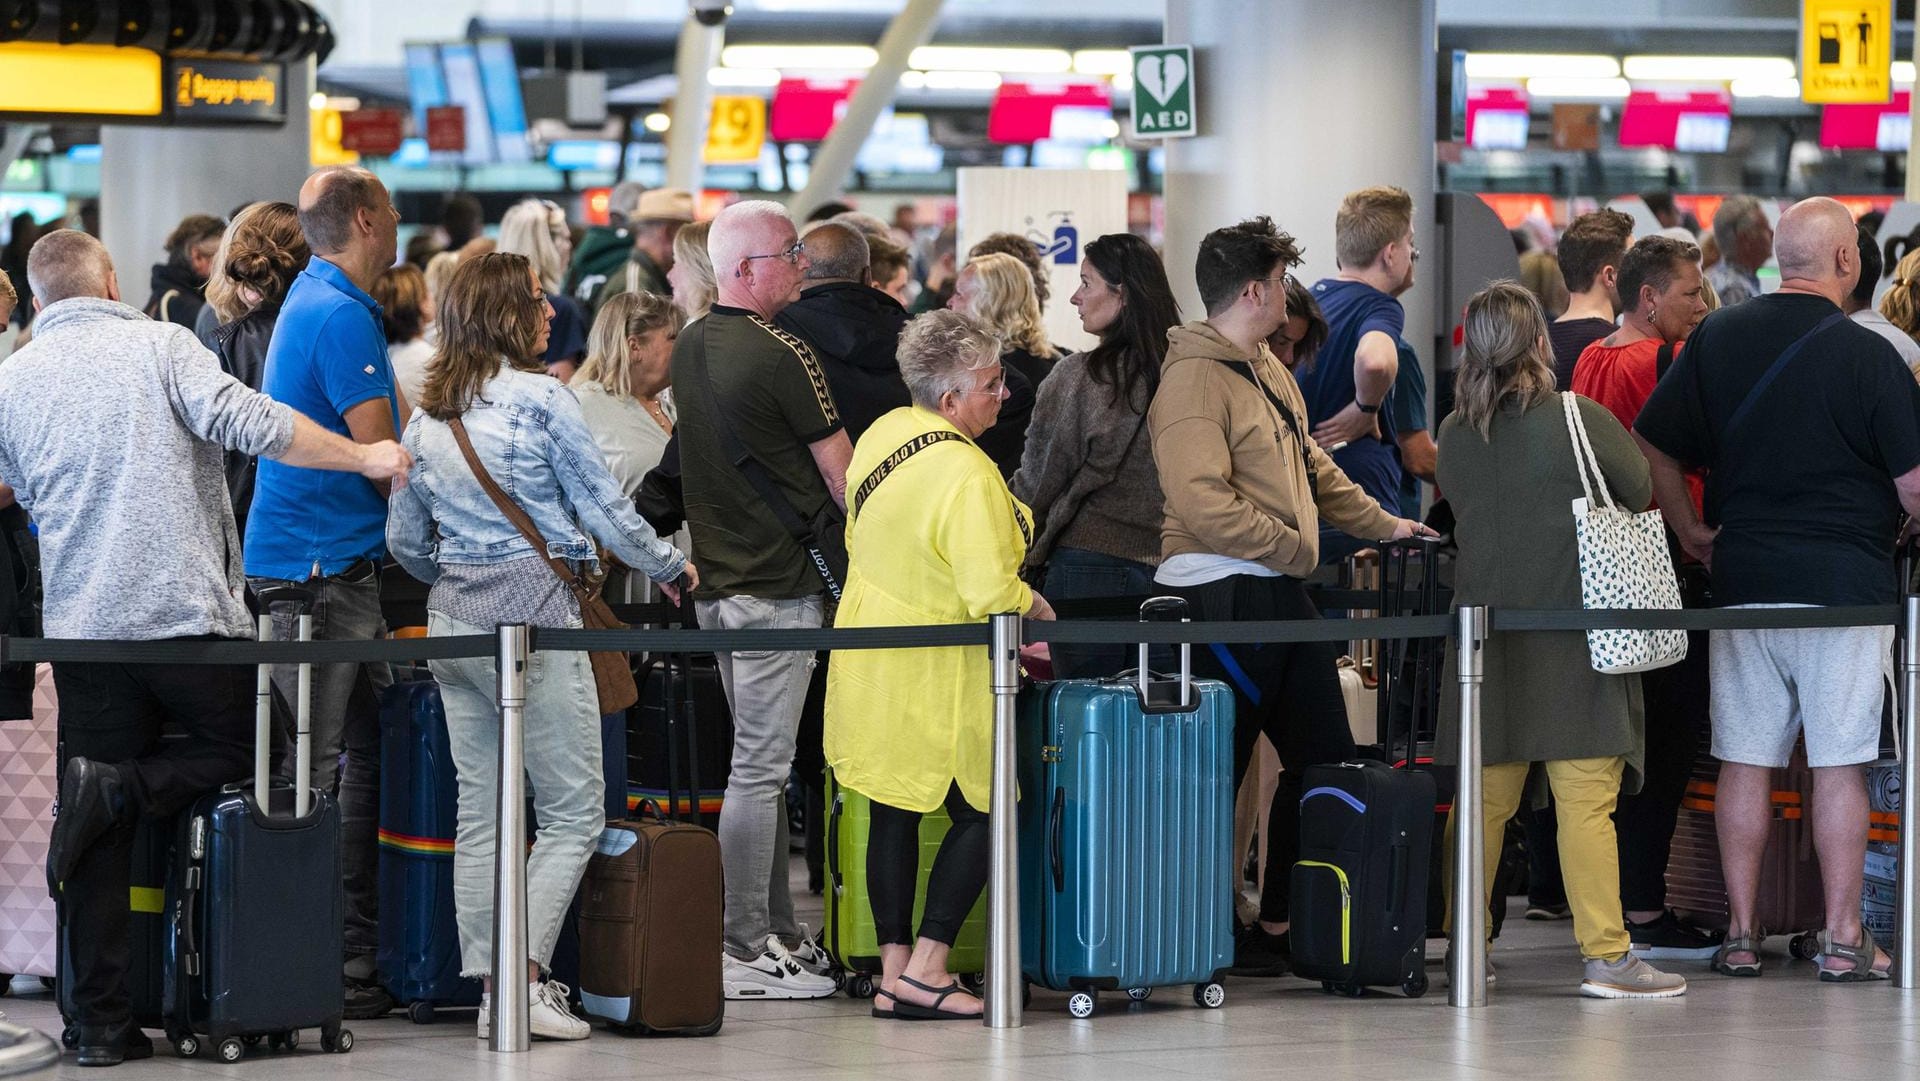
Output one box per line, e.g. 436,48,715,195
670,200,852,1000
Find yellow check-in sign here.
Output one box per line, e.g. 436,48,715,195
1801,0,1893,103
705,95,767,164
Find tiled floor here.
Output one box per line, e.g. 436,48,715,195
12,867,1920,1081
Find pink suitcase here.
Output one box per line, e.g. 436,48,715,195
0,665,57,982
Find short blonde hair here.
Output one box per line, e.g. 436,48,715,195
1452,280,1556,439
1335,185,1414,269
1883,249,1920,335
575,291,684,400
424,250,461,310
962,252,1053,359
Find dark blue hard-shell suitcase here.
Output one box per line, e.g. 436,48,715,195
375,679,481,1024
1018,598,1236,1018
162,586,351,1061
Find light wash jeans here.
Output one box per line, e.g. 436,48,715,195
696,594,822,959
428,610,605,977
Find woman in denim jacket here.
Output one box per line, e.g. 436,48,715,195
388,253,696,1040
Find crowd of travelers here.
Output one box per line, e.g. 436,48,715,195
0,170,1914,1062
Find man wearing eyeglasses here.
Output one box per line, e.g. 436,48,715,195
1299,185,1421,563
670,200,850,1000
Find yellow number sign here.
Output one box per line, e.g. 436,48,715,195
704,95,767,164
1801,0,1892,104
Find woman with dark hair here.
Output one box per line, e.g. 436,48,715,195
145,212,226,329
1010,232,1181,677
387,252,695,1042
1269,274,1329,373
205,201,310,533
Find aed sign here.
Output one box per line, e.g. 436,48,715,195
1800,0,1892,104
167,58,287,124
1129,44,1195,138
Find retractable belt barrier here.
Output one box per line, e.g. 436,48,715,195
7,598,1918,1036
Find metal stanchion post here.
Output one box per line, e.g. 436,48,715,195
1898,596,1920,988
985,611,1023,1029
488,624,531,1053
1449,605,1488,1008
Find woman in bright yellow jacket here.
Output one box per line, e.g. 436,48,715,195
825,309,1055,1021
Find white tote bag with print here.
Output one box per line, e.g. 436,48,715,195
1562,393,1688,674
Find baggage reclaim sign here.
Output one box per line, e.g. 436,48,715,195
168,58,288,124
1130,45,1196,138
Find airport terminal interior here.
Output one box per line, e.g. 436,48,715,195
9,0,1920,1078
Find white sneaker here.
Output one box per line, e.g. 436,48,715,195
785,927,833,977
1580,954,1687,1000
723,941,839,1000
474,981,593,1040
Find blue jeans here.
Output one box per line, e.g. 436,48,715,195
428,610,605,977
1041,547,1166,680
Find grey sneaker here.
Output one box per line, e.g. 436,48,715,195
1581,953,1687,999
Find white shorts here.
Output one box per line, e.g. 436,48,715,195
1708,605,1892,769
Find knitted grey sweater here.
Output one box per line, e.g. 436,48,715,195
1010,352,1165,568
0,298,295,639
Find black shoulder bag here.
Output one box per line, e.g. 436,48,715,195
695,321,849,599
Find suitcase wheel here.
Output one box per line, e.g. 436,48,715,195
407,1001,437,1025
1193,983,1226,1009
1790,933,1819,961
215,1038,245,1064
321,1027,354,1054
173,1035,200,1058
1401,971,1429,999
1067,992,1097,1019
268,1030,299,1054
61,1026,77,1052
845,974,875,1000
1126,987,1152,1002
959,972,985,996
242,1035,263,1052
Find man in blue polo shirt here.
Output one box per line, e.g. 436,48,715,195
1299,185,1419,563
244,165,403,1020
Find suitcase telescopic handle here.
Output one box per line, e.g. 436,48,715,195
1137,596,1191,709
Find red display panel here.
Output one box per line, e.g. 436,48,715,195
1617,90,1732,152
987,80,1112,144
769,77,858,143
1821,92,1912,150
1465,87,1530,150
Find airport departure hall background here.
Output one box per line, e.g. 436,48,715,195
10,0,1920,1079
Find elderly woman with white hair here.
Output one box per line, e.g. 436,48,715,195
823,309,1055,1022
498,198,590,380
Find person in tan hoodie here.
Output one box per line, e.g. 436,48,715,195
1150,215,1433,976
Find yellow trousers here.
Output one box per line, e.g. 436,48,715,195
1444,756,1630,960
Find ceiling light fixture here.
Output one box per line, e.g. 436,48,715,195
907,46,1071,73
718,44,877,70
1465,53,1620,80
1622,55,1795,82
1524,76,1632,100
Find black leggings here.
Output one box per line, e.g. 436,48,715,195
867,782,988,947
1173,574,1357,925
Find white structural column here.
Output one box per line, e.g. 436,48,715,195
667,14,725,194
791,0,945,220
100,61,316,294
1161,0,1437,349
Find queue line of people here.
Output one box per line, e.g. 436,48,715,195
3,172,1916,1065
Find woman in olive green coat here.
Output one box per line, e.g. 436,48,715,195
1436,282,1687,1000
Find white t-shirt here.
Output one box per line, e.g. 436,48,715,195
1154,553,1280,587
388,336,433,411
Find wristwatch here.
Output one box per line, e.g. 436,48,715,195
1356,400,1381,415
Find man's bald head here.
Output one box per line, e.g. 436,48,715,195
298,165,389,255
800,222,870,282
1774,197,1858,294
26,229,116,307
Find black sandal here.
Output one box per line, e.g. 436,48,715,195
870,989,897,1018
890,975,981,1021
